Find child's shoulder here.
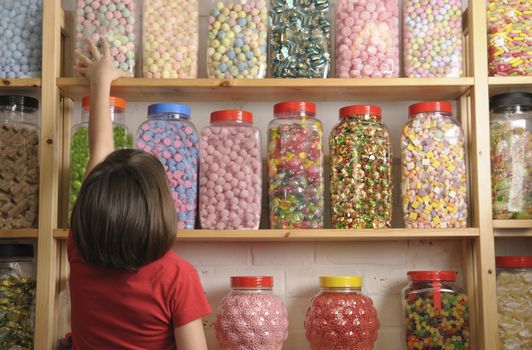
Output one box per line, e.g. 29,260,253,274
149,251,198,281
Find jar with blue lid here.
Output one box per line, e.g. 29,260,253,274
136,103,199,230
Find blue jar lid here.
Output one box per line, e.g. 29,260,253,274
148,103,191,118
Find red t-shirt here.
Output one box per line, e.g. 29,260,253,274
67,233,211,350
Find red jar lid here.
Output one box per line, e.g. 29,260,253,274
407,271,457,282
211,110,253,123
82,96,126,110
339,105,382,119
231,276,273,288
496,256,532,268
408,102,452,117
274,101,316,115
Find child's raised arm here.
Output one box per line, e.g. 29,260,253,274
174,319,208,350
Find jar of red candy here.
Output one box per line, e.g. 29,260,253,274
199,110,262,229
402,271,470,350
268,101,324,229
215,276,288,350
136,103,199,229
305,276,379,350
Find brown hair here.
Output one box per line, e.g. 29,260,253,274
70,149,176,271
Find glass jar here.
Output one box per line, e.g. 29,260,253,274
490,92,532,219
0,244,36,349
69,96,133,218
0,0,42,78
330,105,392,229
402,271,470,350
305,276,380,350
488,0,531,76
403,0,463,77
207,0,268,79
335,0,399,78
75,0,139,74
136,103,199,229
199,110,261,229
142,0,198,78
401,102,467,228
270,0,331,78
496,256,532,350
268,101,324,229
0,95,39,229
215,276,288,350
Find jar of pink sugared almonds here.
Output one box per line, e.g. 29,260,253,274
215,276,288,350
199,110,262,229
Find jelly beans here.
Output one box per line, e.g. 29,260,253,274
401,102,467,229
0,0,42,78
143,0,198,78
329,105,392,229
268,102,324,229
136,104,199,230
207,0,268,79
270,0,331,78
336,0,399,78
488,0,532,76
404,0,463,77
75,0,137,73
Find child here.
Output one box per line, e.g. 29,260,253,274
68,39,211,350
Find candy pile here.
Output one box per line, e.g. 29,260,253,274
143,0,198,78
207,0,268,79
336,0,399,78
270,0,331,78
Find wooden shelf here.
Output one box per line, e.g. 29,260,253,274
57,77,474,102
1,78,41,89
488,76,532,96
493,220,532,229
493,220,532,238
0,229,39,239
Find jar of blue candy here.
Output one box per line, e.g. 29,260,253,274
136,103,199,230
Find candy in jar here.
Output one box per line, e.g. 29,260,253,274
401,102,467,228
305,276,380,350
268,101,324,229
329,105,392,229
215,276,288,350
136,103,199,229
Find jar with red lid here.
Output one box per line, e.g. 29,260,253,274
402,271,470,350
496,256,532,349
329,105,392,229
401,102,467,228
268,101,324,229
199,110,262,229
215,276,288,350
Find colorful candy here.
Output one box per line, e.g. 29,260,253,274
335,0,399,78
401,102,467,229
270,0,331,78
207,0,268,79
403,0,463,77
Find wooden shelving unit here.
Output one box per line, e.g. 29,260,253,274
488,76,532,95
0,78,41,89
493,220,532,229
0,229,39,239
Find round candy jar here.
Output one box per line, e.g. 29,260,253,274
142,0,198,78
270,0,331,78
215,276,288,350
335,0,399,78
490,92,532,220
268,101,324,229
401,102,467,228
69,96,133,218
305,276,380,350
0,95,39,229
136,103,199,229
199,110,262,230
207,0,268,79
495,256,532,350
329,105,392,229
402,271,470,350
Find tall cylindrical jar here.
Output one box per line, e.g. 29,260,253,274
268,101,324,229
329,105,392,229
305,276,380,350
199,110,262,229
69,97,133,218
403,0,463,77
207,0,268,79
136,103,199,229
495,256,532,350
401,102,467,228
0,95,39,229
490,92,532,219
215,276,288,350
335,0,399,78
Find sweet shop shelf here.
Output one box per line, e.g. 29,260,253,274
0,229,39,239
493,220,532,229
488,76,532,96
0,79,41,89
493,220,532,238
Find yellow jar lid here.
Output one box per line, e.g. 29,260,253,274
320,276,362,288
